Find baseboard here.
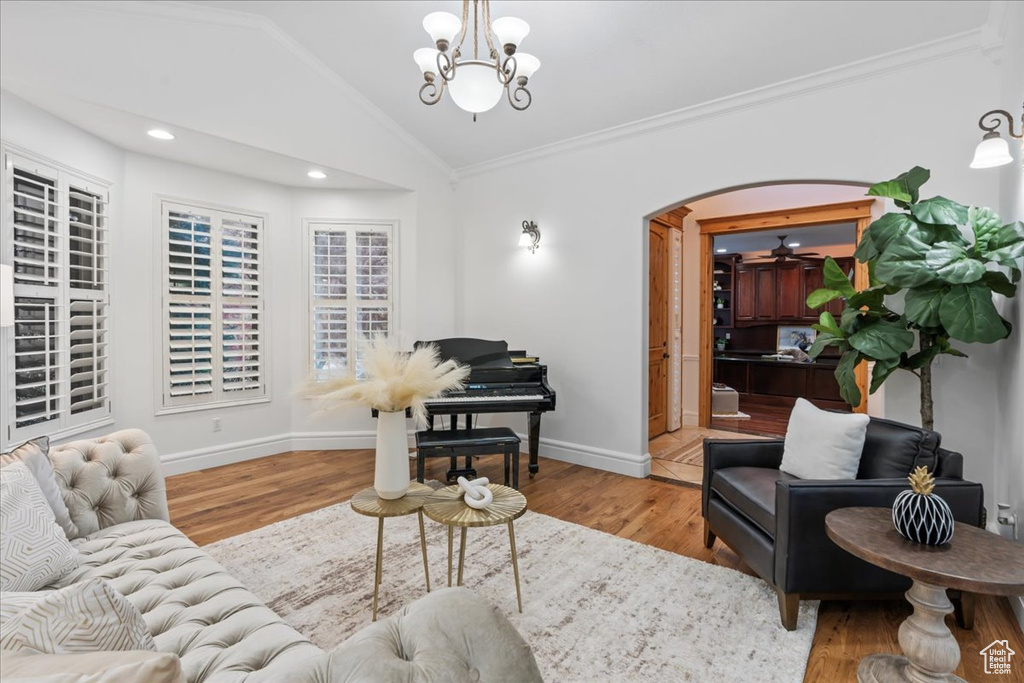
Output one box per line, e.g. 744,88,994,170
161,433,294,476
161,429,650,479
516,433,650,478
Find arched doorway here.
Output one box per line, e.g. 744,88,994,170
645,181,875,483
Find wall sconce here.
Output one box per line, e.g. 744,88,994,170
970,103,1022,169
519,220,541,253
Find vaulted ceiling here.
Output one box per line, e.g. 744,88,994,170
0,1,997,185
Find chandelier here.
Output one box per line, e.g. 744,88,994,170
414,0,540,117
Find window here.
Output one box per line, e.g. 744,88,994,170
2,150,112,444
306,221,395,378
160,200,266,412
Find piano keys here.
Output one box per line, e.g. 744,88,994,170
416,337,556,477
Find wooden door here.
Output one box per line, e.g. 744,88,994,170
648,222,670,438
735,266,756,321
755,266,775,320
775,264,802,319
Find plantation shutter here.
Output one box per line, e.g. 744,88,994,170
3,150,112,443
161,201,265,410
308,222,393,378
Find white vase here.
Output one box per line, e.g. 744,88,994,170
374,410,410,500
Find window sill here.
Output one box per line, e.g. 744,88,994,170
155,396,271,417
6,416,117,450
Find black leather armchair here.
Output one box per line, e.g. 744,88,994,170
701,416,985,630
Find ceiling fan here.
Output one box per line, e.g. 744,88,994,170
748,235,821,262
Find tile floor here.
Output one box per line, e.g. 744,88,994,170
648,426,765,486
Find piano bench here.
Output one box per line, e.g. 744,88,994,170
415,427,522,490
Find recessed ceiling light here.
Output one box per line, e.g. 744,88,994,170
147,129,175,140
307,170,327,180
716,248,727,253
787,242,801,247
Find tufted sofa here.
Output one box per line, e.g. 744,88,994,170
36,429,543,682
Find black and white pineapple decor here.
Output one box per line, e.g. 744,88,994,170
892,466,955,546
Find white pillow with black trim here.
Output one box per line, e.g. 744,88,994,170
0,463,79,592
780,398,870,480
0,578,155,654
1,436,78,539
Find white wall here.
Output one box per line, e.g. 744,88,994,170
1,91,459,473
455,50,1004,485
991,0,1024,628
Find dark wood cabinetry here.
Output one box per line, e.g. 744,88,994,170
713,356,848,411
734,258,853,326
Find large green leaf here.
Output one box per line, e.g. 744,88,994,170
911,196,969,227
903,343,943,370
904,286,945,328
834,352,862,407
969,206,1002,251
806,287,843,310
822,257,856,296
807,332,838,359
867,167,930,206
847,283,899,311
874,234,938,287
981,221,1024,268
925,241,986,284
817,311,842,337
854,230,879,262
866,213,919,252
870,357,900,393
848,319,916,360
982,270,1018,298
840,307,862,333
939,284,1010,343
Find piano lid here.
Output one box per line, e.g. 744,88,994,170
415,337,513,369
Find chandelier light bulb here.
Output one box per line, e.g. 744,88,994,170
413,48,440,76
513,52,541,80
423,12,461,49
447,63,504,113
519,231,533,247
492,17,529,52
970,133,1014,169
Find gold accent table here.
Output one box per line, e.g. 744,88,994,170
423,484,528,613
351,481,433,621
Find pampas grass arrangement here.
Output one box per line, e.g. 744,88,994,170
303,336,469,423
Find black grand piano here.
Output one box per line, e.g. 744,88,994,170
415,337,556,477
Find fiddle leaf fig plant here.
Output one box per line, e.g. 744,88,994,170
807,167,1023,430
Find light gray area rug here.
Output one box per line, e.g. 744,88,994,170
205,502,818,682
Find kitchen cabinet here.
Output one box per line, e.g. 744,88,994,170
734,258,853,325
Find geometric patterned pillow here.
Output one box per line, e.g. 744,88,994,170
0,463,79,591
0,578,156,654
1,436,79,539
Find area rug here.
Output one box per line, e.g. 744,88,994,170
204,502,818,681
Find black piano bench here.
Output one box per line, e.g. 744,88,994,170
414,428,522,490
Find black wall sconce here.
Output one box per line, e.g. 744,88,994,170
970,102,1022,169
519,220,540,253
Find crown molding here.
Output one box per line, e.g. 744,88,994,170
61,0,457,182
456,27,993,179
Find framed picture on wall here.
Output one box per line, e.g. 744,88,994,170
777,325,816,353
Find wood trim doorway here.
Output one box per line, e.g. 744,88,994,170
697,199,875,426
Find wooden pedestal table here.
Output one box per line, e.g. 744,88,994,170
350,482,433,621
826,507,1024,683
423,484,528,613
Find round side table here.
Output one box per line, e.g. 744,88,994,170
826,507,1024,683
351,481,433,621
423,484,528,612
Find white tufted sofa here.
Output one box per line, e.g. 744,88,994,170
42,429,543,682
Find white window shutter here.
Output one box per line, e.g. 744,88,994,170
160,201,265,411
308,222,394,379
3,151,112,444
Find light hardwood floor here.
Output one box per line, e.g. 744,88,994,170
166,450,1021,682
648,426,763,485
